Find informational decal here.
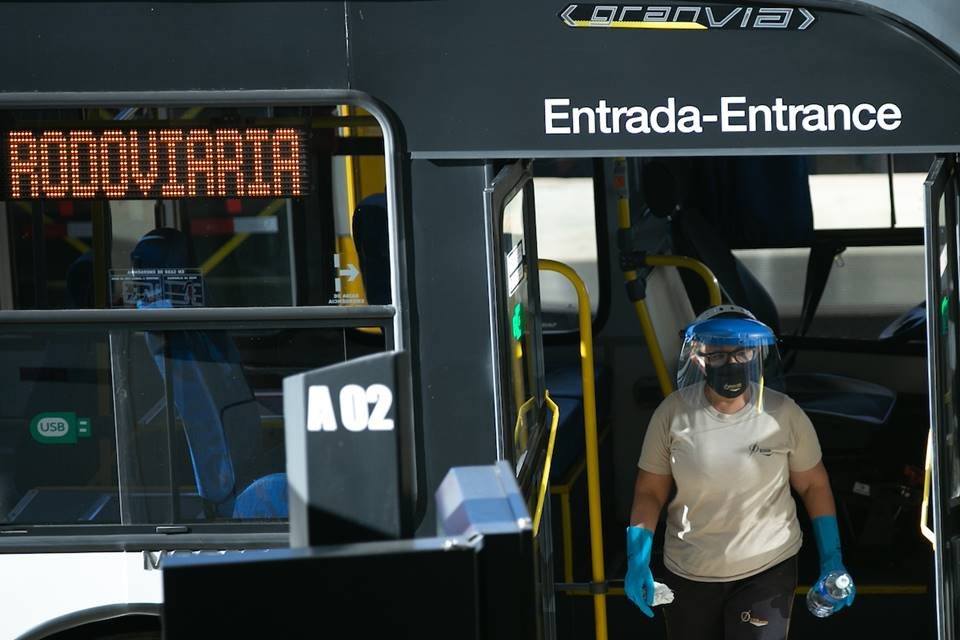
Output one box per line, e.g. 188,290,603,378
306,383,395,432
327,253,366,305
505,240,525,296
110,268,204,308
559,4,815,31
29,412,91,444
544,97,902,136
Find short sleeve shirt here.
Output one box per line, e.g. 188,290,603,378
637,384,822,582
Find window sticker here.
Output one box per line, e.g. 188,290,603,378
110,268,204,308
29,412,91,445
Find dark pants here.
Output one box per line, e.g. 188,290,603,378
662,556,797,640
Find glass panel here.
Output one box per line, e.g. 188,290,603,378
938,184,960,502
808,153,931,230
0,325,386,527
501,184,545,473
1,105,389,311
0,327,115,523
533,159,599,332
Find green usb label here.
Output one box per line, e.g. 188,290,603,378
29,412,92,444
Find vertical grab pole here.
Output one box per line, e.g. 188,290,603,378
538,259,608,640
614,158,674,398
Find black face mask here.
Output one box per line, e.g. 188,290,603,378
705,362,749,398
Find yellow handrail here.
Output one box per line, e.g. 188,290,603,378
643,255,721,307
538,258,608,640
921,427,936,548
513,396,538,453
533,392,560,537
614,157,722,399
634,299,674,398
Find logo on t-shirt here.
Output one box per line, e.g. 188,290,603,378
748,443,773,456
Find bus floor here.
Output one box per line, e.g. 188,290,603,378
572,585,936,639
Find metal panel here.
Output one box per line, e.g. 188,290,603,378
407,159,500,534
350,0,960,156
0,2,348,91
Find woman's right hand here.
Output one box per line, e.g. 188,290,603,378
625,526,656,617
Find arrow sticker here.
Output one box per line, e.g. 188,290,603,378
339,263,359,282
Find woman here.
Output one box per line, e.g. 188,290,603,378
625,304,855,639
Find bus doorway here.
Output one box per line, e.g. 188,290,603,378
533,151,944,639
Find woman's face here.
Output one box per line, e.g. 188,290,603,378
693,343,757,400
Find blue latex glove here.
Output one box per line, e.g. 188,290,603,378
811,515,856,612
625,526,655,617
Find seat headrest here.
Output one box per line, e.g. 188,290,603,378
131,227,189,269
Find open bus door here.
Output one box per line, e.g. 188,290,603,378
486,160,556,639
925,154,960,640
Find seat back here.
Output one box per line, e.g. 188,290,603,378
351,192,391,305
643,266,696,384
132,228,286,518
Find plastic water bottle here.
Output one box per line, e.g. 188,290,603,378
806,571,853,617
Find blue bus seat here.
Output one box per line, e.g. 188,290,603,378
546,364,611,482
132,228,287,520
878,301,926,342
352,192,391,305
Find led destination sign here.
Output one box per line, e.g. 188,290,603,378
5,127,308,200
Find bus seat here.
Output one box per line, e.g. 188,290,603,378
232,472,289,518
545,364,611,481
132,228,287,520
352,192,390,305
878,301,926,342
643,265,697,382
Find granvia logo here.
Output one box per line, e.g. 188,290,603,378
559,4,816,31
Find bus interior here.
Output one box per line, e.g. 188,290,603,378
528,152,936,638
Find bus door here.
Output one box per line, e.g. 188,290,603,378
487,160,554,639
925,154,960,640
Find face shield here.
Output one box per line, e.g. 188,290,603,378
676,316,783,412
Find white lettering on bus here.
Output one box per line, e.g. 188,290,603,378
543,97,903,136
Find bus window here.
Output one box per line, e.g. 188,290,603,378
716,154,929,338
533,159,602,333
4,106,389,311
0,104,392,532
808,154,930,229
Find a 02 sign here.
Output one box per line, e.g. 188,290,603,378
306,384,394,432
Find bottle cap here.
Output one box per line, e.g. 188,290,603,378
835,574,851,590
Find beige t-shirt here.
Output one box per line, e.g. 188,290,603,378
637,384,822,582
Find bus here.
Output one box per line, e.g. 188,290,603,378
1,1,960,638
